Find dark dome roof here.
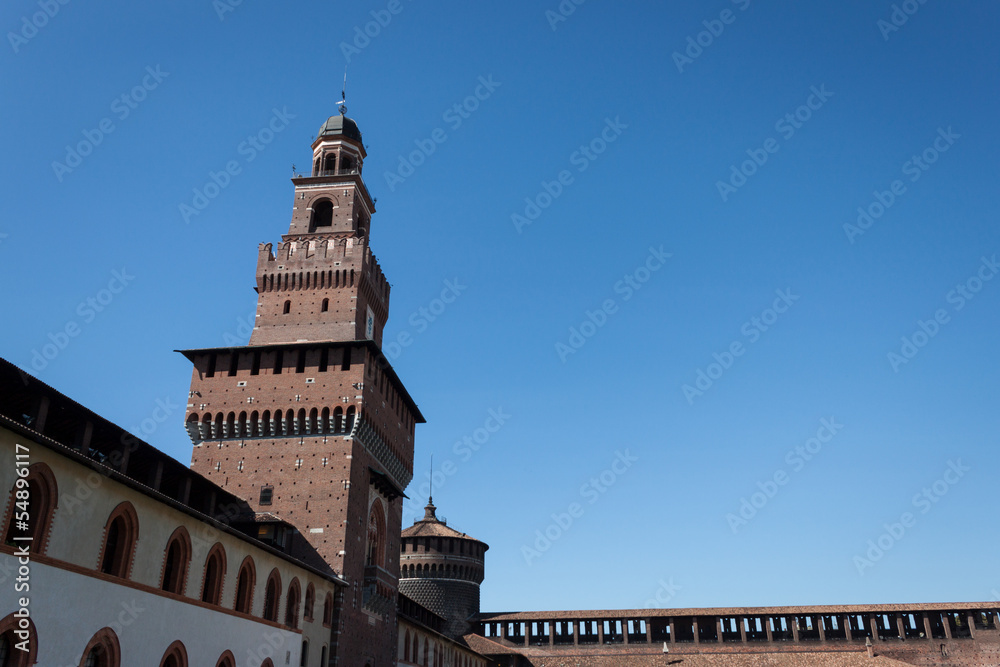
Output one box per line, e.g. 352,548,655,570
317,114,362,143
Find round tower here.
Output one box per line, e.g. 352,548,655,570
399,499,488,638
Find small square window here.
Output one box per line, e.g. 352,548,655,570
260,487,273,505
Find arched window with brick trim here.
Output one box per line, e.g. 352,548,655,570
98,501,139,579
234,555,256,613
285,577,301,628
323,592,334,626
77,626,120,667
0,613,38,667
159,640,188,667
215,651,236,667
263,568,281,621
366,499,386,568
201,543,227,605
2,461,58,555
160,526,192,595
304,583,315,621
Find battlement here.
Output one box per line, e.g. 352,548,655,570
254,238,389,305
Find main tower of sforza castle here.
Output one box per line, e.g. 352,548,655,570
179,111,424,666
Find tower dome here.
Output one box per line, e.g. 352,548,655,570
316,113,363,144
399,499,488,639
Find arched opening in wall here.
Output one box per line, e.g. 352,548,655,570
261,660,275,667
299,639,308,667
261,410,272,437
333,406,344,433
403,631,410,661
423,638,429,667
320,646,328,667
215,652,236,667
99,502,139,578
304,583,315,621
285,409,295,436
283,300,291,315
263,569,281,621
237,411,248,438
234,556,256,614
77,627,120,667
225,413,235,439
340,155,355,173
201,543,227,605
296,408,307,435
214,413,224,439
323,153,336,174
310,199,334,231
366,499,386,568
2,462,57,554
308,408,318,434
160,526,192,595
249,411,259,437
313,158,320,176
285,577,301,628
0,613,38,667
158,641,188,667
323,592,334,627
320,407,330,434
345,406,356,432
321,298,329,312
201,413,212,439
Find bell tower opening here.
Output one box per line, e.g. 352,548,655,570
309,199,334,231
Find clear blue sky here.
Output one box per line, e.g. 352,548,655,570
2,1,998,612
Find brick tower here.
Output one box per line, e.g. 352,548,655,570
399,499,488,639
180,110,424,667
